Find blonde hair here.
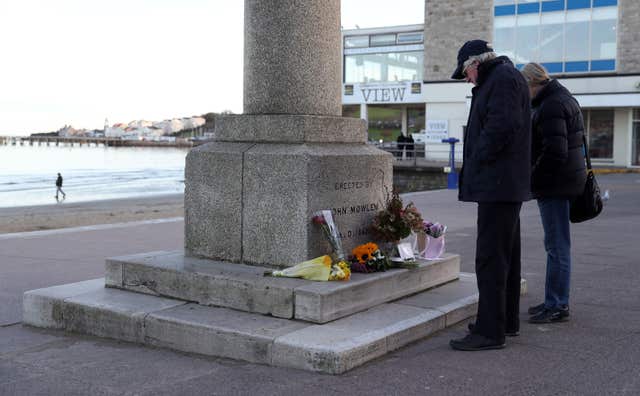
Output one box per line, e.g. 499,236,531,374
463,51,497,68
521,62,550,86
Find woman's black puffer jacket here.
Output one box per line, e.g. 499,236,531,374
530,79,587,199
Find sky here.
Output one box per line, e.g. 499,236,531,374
0,0,424,136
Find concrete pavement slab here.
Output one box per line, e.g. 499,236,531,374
0,324,63,356
1,173,639,393
0,373,119,396
0,220,183,326
0,359,47,386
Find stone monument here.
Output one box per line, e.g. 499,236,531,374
22,0,503,375
184,0,392,267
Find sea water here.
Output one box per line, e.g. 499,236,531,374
0,144,189,208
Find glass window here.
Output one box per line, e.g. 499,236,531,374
344,51,423,83
539,12,564,63
370,34,396,47
633,121,640,166
344,35,368,48
492,3,618,74
565,10,590,62
515,13,540,63
591,7,617,60
408,106,426,135
342,105,361,119
367,105,403,142
633,109,640,166
397,32,423,44
494,16,517,59
587,109,614,159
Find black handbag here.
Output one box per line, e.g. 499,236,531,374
570,135,603,223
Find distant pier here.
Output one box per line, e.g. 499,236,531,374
0,136,201,148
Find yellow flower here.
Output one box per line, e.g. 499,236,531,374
329,260,351,281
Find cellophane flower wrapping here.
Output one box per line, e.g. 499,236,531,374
266,255,333,281
312,210,345,261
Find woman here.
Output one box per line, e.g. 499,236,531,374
521,63,587,324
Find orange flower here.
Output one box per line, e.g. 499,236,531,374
352,242,379,264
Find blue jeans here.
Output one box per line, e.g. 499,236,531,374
537,198,572,309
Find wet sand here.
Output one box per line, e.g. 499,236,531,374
0,194,184,234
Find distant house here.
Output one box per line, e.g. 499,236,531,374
105,126,125,138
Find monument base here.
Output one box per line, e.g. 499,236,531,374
23,273,526,374
105,250,461,323
184,141,393,266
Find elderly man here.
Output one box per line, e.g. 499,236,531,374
449,40,531,351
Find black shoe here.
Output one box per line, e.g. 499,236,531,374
528,306,570,324
467,322,519,337
450,333,505,351
528,303,546,315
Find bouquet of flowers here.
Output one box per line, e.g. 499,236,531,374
419,220,447,260
370,190,424,243
349,242,390,273
312,210,345,261
423,221,447,238
265,255,351,281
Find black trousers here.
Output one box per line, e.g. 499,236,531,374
474,202,522,341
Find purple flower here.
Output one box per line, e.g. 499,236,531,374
423,221,446,238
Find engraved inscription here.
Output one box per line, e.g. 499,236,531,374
338,227,371,240
332,203,378,217
334,180,373,191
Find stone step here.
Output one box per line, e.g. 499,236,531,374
105,250,460,323
22,274,526,374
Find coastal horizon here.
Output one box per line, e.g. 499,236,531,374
0,144,188,209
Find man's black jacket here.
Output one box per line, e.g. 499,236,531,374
459,56,532,203
530,79,587,199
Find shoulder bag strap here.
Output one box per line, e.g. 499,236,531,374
582,134,592,172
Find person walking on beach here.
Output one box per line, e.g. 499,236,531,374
55,173,66,201
520,63,586,324
448,40,531,351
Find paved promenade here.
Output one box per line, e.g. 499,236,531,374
1,173,639,395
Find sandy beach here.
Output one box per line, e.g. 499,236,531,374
0,193,184,234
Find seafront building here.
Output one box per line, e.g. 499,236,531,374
342,0,640,168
